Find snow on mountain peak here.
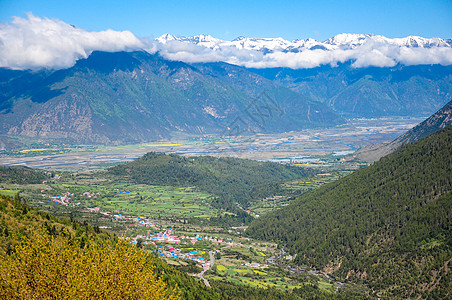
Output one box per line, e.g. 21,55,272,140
155,33,451,53
156,33,177,43
152,33,452,69
233,36,246,41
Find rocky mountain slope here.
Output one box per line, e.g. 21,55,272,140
351,99,452,162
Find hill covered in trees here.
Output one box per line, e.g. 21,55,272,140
108,152,312,211
0,193,179,299
0,166,50,184
247,125,452,298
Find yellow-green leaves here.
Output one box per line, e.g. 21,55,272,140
0,233,180,299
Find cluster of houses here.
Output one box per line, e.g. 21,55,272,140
130,230,235,248
244,262,267,269
82,191,101,198
42,189,159,228
42,191,81,207
109,213,156,227
158,246,207,264
42,190,99,207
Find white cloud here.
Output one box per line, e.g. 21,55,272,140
0,13,144,70
1,14,451,70
153,40,224,63
396,46,452,66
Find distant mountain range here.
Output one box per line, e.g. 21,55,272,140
0,51,341,144
1,33,451,145
251,63,452,117
156,33,452,54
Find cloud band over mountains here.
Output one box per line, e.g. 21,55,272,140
1,14,451,70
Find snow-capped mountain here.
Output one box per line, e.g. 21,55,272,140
154,33,452,69
156,33,452,54
156,34,223,49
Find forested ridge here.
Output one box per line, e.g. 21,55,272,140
0,166,50,184
247,125,452,298
109,152,311,210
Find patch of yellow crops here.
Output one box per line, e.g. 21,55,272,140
19,148,48,153
233,269,248,273
216,264,227,271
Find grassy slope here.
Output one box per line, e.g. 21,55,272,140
247,126,452,298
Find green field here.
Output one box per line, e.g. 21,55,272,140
208,262,335,291
248,171,351,216
25,182,219,222
0,189,19,197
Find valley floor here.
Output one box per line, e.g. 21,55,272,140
0,117,424,171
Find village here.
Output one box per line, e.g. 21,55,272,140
40,188,246,274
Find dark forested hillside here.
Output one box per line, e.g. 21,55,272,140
108,152,311,211
0,166,50,184
247,126,452,298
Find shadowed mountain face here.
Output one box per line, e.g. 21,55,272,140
250,63,452,118
0,51,343,144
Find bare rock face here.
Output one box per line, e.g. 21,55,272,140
394,100,452,144
10,94,93,139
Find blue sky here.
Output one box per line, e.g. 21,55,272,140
0,0,451,41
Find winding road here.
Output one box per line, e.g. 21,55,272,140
198,250,215,287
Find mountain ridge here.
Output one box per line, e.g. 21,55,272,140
350,99,452,162
250,63,452,117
